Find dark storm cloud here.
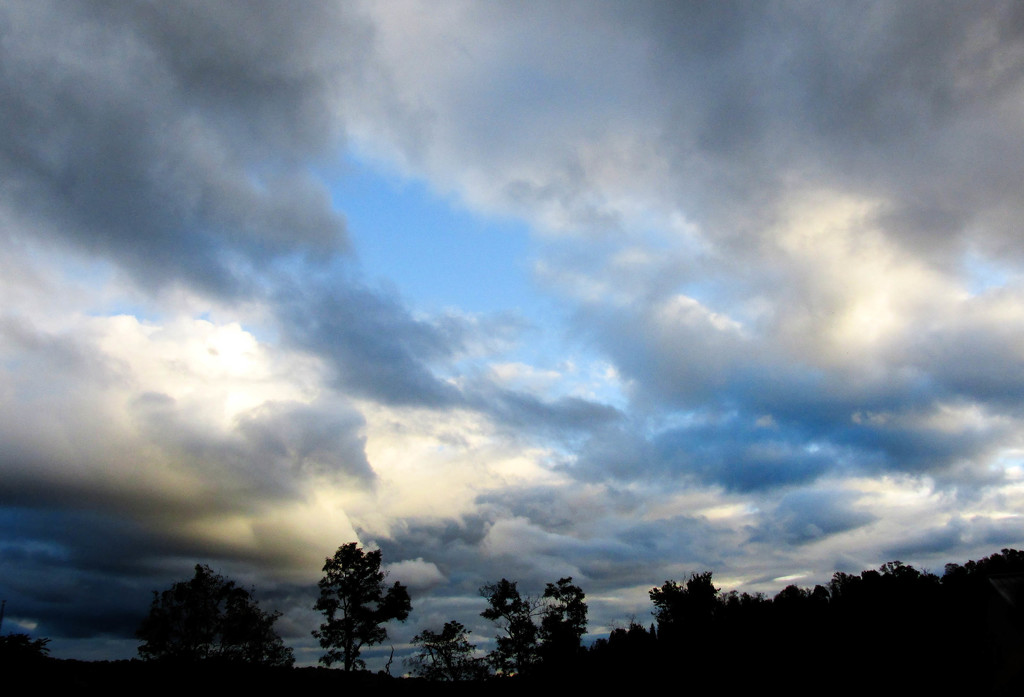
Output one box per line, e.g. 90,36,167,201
0,506,319,642
0,507,190,638
0,0,359,294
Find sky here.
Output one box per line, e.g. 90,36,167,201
2,0,1024,666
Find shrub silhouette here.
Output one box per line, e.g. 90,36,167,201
137,563,293,666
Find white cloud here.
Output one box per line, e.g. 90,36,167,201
386,558,447,589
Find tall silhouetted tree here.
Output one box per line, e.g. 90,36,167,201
137,564,293,666
312,543,412,671
480,579,540,676
539,577,588,667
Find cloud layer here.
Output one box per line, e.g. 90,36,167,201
2,0,1023,663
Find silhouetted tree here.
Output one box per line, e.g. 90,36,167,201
773,584,810,606
313,543,412,671
480,578,540,676
0,633,51,664
809,584,830,606
588,620,657,677
539,577,588,667
649,571,719,642
408,621,486,681
137,564,293,666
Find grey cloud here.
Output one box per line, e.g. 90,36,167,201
0,314,128,389
372,504,738,645
614,515,733,572
475,488,577,537
678,439,837,493
474,388,624,442
631,2,1024,258
235,400,375,485
568,426,662,482
910,315,1024,408
881,521,968,561
379,487,642,590
568,411,844,492
2,0,626,425
122,394,376,511
882,515,1024,564
371,517,495,596
0,1,361,294
471,484,738,588
276,280,463,407
748,489,875,546
274,275,626,428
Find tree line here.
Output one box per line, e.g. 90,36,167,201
9,544,1018,689
131,542,590,678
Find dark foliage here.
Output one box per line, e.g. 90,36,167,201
479,578,541,676
582,548,1024,693
136,563,294,667
0,632,51,664
649,571,718,645
538,577,588,668
313,542,412,671
408,620,488,681
480,576,590,678
14,547,1024,692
